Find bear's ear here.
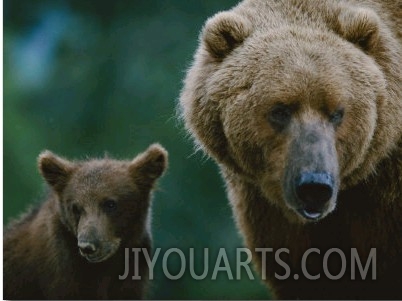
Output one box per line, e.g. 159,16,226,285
336,7,380,53
129,144,168,188
38,151,75,193
202,11,252,59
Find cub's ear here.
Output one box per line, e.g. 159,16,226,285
202,11,252,59
336,7,380,52
38,151,75,193
129,144,168,187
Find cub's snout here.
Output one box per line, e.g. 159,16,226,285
77,222,121,263
78,240,97,256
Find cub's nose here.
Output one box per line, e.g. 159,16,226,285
296,172,334,219
78,241,97,255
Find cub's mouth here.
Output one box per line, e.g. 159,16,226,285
78,239,121,263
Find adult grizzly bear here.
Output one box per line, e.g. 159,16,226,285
4,144,168,300
180,0,402,299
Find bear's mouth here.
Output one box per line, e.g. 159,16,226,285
78,239,121,263
80,247,118,263
297,208,323,220
82,252,113,263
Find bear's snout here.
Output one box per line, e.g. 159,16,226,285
283,121,340,221
295,172,334,220
77,234,121,263
78,240,98,256
77,222,121,263
77,232,104,262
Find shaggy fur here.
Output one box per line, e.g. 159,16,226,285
3,144,168,300
180,0,402,298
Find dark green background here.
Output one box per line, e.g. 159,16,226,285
4,0,269,299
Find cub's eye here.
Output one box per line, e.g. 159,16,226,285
329,108,344,126
103,199,117,213
71,203,82,217
268,103,293,130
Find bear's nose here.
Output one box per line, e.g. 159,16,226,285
295,172,334,216
78,241,97,255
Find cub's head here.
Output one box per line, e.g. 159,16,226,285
38,144,168,262
180,1,402,223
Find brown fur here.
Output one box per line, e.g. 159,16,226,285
3,144,168,300
180,0,402,299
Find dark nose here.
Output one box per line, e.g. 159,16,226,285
78,241,97,255
296,172,334,214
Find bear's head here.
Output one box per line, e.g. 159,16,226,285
180,1,402,223
38,144,168,262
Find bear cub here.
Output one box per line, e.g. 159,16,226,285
4,144,168,300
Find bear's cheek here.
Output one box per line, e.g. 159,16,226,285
238,134,290,207
333,49,386,186
222,101,287,176
335,98,377,187
57,200,79,235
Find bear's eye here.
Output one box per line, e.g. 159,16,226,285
103,199,118,213
329,108,344,126
357,36,370,50
268,103,293,130
71,203,82,218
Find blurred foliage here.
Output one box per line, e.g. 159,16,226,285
4,0,269,299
